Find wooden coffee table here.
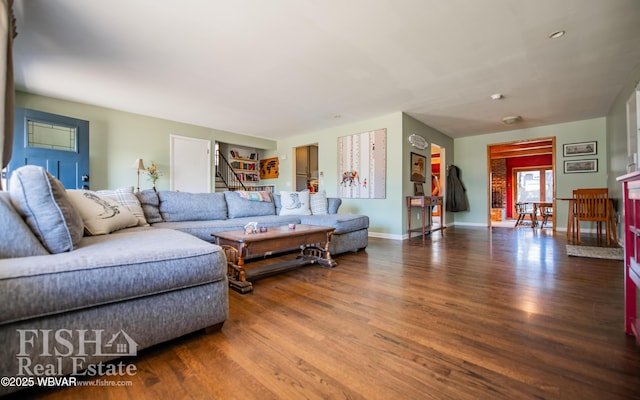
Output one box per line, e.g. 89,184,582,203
211,224,336,293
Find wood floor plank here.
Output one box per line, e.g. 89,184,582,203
12,227,640,400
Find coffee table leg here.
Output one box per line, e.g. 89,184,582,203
298,232,337,268
222,244,253,294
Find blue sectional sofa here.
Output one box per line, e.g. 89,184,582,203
142,190,369,257
0,166,368,395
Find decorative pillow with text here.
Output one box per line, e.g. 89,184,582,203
67,190,139,235
97,186,148,226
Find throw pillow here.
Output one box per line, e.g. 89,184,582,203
9,165,84,254
310,190,328,215
96,186,149,226
67,190,139,235
279,190,311,216
135,189,163,223
0,192,49,258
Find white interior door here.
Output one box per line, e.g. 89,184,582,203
170,134,211,193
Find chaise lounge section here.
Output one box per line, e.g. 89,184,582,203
0,167,229,395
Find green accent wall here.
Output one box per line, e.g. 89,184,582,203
402,113,454,234
453,118,608,229
15,91,276,191
265,112,404,236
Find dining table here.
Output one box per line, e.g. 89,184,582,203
523,201,553,228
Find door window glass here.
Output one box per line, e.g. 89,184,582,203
27,120,76,152
515,168,553,203
516,171,540,202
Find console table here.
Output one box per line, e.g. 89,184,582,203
407,196,444,240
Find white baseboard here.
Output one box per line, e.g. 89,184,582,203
368,231,404,241
449,222,487,227
368,225,449,241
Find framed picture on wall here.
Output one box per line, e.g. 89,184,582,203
564,159,598,173
563,141,597,157
410,152,426,183
414,183,424,196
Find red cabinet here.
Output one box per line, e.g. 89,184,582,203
618,171,640,340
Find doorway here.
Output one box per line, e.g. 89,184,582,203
294,144,318,192
487,137,555,228
431,144,445,224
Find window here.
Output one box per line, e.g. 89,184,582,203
514,167,553,203
27,120,77,152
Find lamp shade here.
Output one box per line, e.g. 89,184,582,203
132,158,145,170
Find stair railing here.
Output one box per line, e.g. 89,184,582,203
216,150,246,190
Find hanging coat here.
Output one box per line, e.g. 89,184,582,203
446,165,469,212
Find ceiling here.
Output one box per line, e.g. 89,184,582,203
12,0,640,140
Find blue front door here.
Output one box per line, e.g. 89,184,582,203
7,108,90,189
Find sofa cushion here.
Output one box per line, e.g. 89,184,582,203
279,190,311,216
224,191,275,218
310,191,328,215
8,165,84,253
97,186,148,226
0,192,49,258
0,228,227,325
136,189,163,223
298,214,369,234
273,193,282,215
159,191,227,221
67,190,140,235
327,197,342,214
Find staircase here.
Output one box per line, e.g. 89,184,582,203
215,150,246,191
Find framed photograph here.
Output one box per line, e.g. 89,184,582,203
563,141,597,157
410,152,426,183
414,182,424,196
564,159,598,174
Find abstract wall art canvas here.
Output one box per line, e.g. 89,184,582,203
337,128,386,199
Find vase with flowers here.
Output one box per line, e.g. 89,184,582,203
146,161,163,191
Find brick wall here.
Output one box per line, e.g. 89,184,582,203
491,159,507,209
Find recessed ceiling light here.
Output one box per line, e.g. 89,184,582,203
549,30,565,39
491,93,503,100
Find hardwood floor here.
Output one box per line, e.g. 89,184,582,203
15,227,640,399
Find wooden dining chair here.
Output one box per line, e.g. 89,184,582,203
573,188,611,245
540,205,553,228
514,202,534,227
